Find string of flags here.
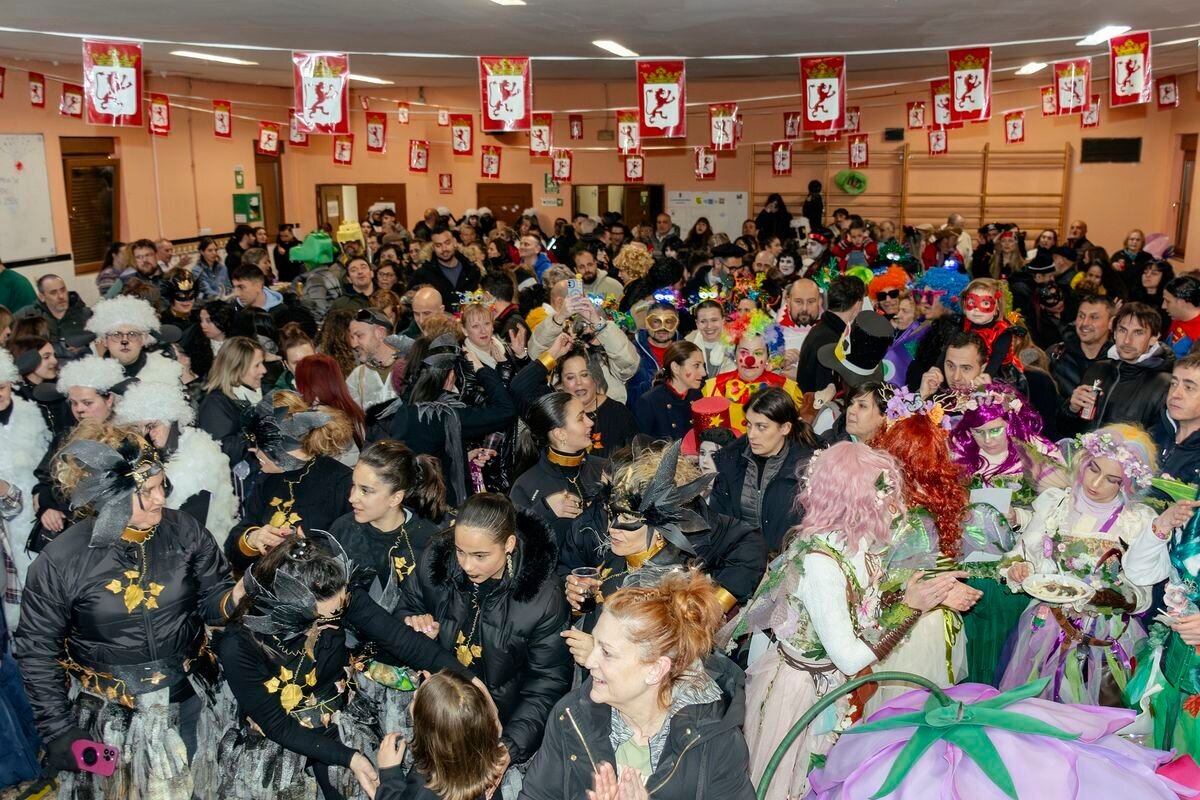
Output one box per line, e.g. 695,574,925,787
2,34,1196,181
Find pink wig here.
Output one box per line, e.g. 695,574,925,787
791,441,907,556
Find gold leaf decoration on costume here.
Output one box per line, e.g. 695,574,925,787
455,630,482,666
105,579,123,594
123,584,146,613
393,556,414,580
279,683,304,712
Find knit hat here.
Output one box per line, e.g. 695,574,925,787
86,296,161,337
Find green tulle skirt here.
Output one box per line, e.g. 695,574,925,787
1126,624,1200,759
963,576,1031,687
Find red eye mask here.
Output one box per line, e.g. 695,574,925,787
964,293,1000,314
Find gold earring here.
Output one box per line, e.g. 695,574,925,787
506,552,514,577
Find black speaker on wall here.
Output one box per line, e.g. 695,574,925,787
883,128,905,142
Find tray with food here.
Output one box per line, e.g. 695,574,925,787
1021,573,1096,605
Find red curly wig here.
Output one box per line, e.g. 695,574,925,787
871,414,969,558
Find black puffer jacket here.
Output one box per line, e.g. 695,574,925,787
1152,408,1200,489
394,510,570,764
1047,330,1112,397
709,437,813,552
518,654,755,800
1057,344,1174,437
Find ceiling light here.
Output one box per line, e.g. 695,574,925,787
170,50,259,66
490,0,527,5
1015,62,1047,75
593,40,639,58
1077,25,1131,46
348,73,394,85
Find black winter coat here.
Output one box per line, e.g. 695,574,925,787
410,255,482,312
1152,409,1200,489
518,654,755,800
1047,331,1111,397
709,437,811,552
511,452,608,544
15,510,233,742
197,390,254,466
394,511,571,764
1057,344,1174,437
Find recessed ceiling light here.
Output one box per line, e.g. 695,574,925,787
170,50,259,66
490,0,527,5
593,40,639,58
1015,62,1047,75
1077,25,1131,46
348,73,394,85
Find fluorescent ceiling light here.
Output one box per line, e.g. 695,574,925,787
490,0,527,5
593,40,639,58
1077,25,1130,46
348,73,394,85
170,50,259,66
1015,62,1047,75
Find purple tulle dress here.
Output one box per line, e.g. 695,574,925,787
806,683,1194,799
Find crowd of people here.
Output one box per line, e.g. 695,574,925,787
2,192,1200,799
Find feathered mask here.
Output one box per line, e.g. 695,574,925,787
245,394,332,471
60,438,166,547
605,439,714,555
241,529,355,644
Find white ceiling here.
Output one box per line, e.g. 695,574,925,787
0,0,1197,88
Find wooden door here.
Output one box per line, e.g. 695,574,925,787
622,185,664,229
254,149,285,234
476,183,533,227
1175,134,1197,258
316,184,344,231
62,156,121,273
355,183,407,230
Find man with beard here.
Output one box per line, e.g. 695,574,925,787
85,295,182,385
574,247,623,300
410,226,481,310
797,275,864,392
105,238,168,305
347,307,400,410
629,302,681,401
18,274,91,340
777,278,821,379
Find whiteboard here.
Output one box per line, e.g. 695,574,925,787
666,191,749,241
0,134,56,262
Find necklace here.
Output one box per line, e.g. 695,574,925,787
386,518,416,581
106,526,165,614
268,458,316,527
455,583,492,667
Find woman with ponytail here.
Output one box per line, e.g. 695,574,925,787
634,340,705,441
521,568,755,800
511,390,606,540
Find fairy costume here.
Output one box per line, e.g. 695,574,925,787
998,430,1162,705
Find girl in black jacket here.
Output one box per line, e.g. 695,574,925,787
634,341,705,441
395,494,571,767
520,570,755,800
709,387,821,552
217,534,475,800
330,440,453,735
376,671,508,800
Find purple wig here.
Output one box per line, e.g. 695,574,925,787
949,383,1053,479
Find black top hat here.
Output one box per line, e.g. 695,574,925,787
1025,251,1054,274
817,310,894,387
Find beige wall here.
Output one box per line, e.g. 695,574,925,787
2,60,1198,283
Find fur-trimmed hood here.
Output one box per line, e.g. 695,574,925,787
427,508,558,602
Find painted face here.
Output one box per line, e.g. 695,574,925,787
805,240,825,259
971,418,1009,456
777,255,796,276
698,441,720,474
1081,456,1125,504
672,351,706,391
736,335,769,381
105,328,146,365
454,525,514,584
963,292,999,326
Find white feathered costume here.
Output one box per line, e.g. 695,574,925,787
115,381,238,545
0,350,51,631
85,295,183,385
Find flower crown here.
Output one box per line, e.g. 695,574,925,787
1078,431,1153,491
961,388,1023,415
881,385,959,430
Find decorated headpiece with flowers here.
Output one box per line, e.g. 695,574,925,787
588,293,636,332
722,310,786,368
948,383,1059,476
1073,425,1156,495
880,384,963,431
728,272,767,311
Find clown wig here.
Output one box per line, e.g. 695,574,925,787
790,441,907,557
913,266,970,314
868,266,909,302
948,383,1055,480
874,414,969,558
722,310,786,369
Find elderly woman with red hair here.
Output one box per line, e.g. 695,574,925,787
868,395,982,711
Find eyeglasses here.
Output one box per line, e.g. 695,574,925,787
106,330,145,342
963,293,1000,314
646,314,679,332
912,289,947,305
875,289,901,301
